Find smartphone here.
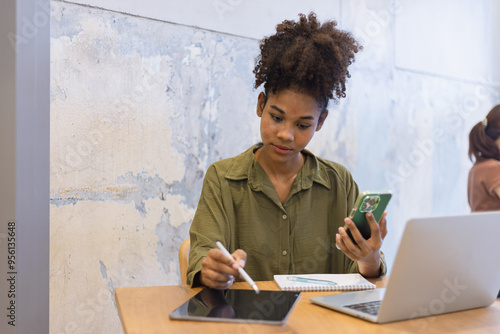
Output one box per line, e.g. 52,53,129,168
345,190,392,243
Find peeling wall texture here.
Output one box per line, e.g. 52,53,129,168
50,0,500,333
50,1,260,332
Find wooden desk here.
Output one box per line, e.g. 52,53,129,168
115,278,500,334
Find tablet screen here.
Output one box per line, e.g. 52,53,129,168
169,289,301,325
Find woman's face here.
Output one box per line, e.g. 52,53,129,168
256,89,327,166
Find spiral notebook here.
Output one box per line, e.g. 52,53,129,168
274,273,376,291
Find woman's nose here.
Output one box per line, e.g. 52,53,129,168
277,123,294,141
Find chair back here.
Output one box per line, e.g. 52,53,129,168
178,238,190,285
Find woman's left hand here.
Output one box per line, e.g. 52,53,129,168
336,211,388,277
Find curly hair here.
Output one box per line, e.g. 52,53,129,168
253,12,362,110
469,105,500,162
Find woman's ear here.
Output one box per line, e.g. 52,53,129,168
316,109,329,131
256,92,266,117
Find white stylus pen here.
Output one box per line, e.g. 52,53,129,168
215,241,260,294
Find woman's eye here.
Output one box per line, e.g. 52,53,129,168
271,115,282,122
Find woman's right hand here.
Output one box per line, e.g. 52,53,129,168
199,248,247,289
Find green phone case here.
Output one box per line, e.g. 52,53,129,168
346,190,392,242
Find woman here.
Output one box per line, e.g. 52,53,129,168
468,105,500,211
187,13,388,289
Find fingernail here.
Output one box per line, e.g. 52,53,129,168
239,259,245,267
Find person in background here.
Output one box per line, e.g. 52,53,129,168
186,13,388,289
468,105,500,212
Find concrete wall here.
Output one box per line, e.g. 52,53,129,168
49,0,500,333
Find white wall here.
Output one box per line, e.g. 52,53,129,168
48,0,500,333
67,0,341,39
395,0,500,84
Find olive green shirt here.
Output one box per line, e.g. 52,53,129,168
187,144,386,286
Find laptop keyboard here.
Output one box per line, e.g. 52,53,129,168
344,300,381,316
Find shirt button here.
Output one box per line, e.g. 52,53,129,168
282,214,287,219
282,250,287,256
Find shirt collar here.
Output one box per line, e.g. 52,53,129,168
225,143,331,190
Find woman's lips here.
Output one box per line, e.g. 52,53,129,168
273,144,292,154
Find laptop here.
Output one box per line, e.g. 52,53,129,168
310,211,500,323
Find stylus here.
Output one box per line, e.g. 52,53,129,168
215,241,260,294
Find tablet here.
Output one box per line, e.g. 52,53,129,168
169,289,301,325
